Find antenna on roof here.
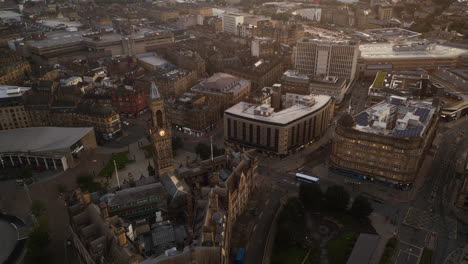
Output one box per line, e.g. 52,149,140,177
210,136,214,162
348,98,352,114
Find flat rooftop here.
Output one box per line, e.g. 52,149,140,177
353,97,436,138
360,42,468,60
26,30,87,49
225,94,332,125
0,127,93,153
108,183,166,207
26,28,171,49
0,85,31,99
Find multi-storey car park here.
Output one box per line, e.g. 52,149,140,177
358,40,468,76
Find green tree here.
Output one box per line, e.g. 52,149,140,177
76,173,101,192
350,195,373,218
31,200,46,217
195,142,211,160
17,167,32,179
25,218,51,264
195,143,225,160
299,182,323,211
276,198,305,247
172,136,184,150
324,185,350,212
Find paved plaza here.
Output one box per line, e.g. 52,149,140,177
0,218,18,263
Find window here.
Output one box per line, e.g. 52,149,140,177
242,123,246,141
267,127,271,147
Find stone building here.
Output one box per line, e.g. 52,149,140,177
166,93,221,136
111,83,150,117
330,96,439,185
0,60,31,85
0,85,31,130
225,91,334,157
224,58,283,92
280,70,311,95
191,73,251,111
104,183,168,223
67,189,143,264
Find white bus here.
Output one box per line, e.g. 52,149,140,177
295,173,320,183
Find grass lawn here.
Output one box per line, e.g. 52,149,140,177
324,211,373,232
142,145,154,158
420,248,433,264
327,231,358,264
379,237,398,264
99,152,132,178
271,247,309,264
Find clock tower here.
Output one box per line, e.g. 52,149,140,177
148,82,174,176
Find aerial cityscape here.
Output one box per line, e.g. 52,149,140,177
0,0,467,263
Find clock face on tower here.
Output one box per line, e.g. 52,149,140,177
159,129,166,137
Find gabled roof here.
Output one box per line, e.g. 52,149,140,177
160,172,190,200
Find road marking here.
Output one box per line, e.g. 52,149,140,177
265,199,270,205
259,212,263,219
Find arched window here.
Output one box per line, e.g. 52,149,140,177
156,110,163,128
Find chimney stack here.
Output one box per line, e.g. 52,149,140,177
82,191,91,205
99,202,109,219
116,227,127,246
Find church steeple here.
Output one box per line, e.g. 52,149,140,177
148,82,174,176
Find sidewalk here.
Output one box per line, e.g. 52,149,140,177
309,153,432,203
259,124,336,173
108,139,151,187
369,212,397,264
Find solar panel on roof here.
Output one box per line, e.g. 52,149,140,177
414,108,430,122
392,126,424,138
355,112,369,126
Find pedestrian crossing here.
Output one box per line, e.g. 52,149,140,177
403,207,457,239
281,179,300,186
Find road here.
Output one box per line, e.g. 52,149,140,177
244,189,281,264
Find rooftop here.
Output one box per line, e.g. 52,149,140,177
225,94,332,125
191,73,250,95
0,85,31,99
353,96,436,138
359,41,468,60
0,127,93,153
107,183,166,207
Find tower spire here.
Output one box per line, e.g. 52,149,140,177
150,81,160,100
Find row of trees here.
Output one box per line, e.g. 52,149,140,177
195,142,225,160
299,183,373,218
27,200,51,264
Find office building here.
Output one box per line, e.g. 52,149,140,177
223,13,244,35
280,70,311,95
378,5,393,20
225,92,334,157
295,39,359,82
330,96,439,185
310,76,348,104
